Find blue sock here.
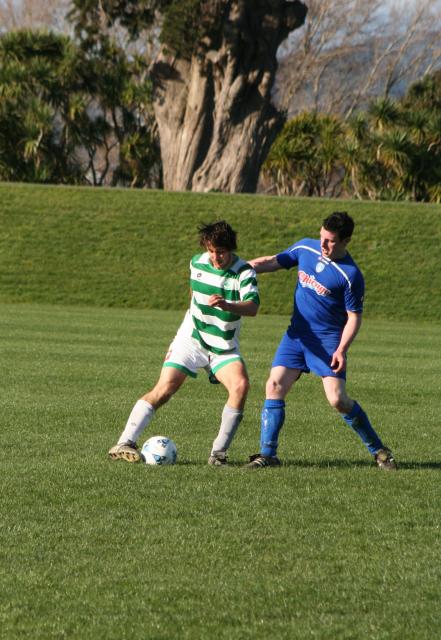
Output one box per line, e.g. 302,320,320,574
342,401,383,455
260,399,285,457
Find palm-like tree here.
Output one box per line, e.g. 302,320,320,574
367,97,401,134
0,28,160,186
262,112,345,197
376,130,414,199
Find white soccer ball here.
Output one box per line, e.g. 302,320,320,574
141,436,177,466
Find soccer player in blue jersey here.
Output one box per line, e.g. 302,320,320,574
245,211,397,470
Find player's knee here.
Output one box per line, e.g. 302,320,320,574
266,377,282,397
327,392,351,413
148,380,178,407
162,381,180,402
233,376,250,400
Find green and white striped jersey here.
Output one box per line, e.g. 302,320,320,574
188,252,260,354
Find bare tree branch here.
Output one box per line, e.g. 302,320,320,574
0,0,72,33
275,0,441,118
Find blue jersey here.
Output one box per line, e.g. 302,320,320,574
277,238,364,339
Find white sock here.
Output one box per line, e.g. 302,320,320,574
117,399,155,445
211,405,243,454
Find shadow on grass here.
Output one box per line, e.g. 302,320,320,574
281,459,373,469
176,459,441,470
268,459,441,470
176,459,372,469
389,461,441,470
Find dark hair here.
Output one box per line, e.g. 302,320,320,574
198,220,237,250
322,211,354,240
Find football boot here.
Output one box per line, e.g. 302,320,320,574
108,441,140,463
244,453,281,469
375,447,397,471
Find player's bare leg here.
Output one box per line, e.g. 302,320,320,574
142,366,187,409
322,376,397,470
208,360,249,465
109,367,187,462
321,376,353,414
265,365,302,400
215,360,250,410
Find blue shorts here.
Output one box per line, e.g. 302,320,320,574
272,330,346,379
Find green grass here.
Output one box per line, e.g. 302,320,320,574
1,182,440,319
1,182,440,637
1,303,440,639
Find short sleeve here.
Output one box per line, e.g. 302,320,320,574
239,265,260,305
344,270,364,312
276,244,300,270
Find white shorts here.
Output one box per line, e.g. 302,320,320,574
162,331,243,378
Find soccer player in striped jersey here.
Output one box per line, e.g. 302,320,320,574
109,220,260,465
245,211,397,471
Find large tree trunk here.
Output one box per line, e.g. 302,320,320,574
151,0,307,193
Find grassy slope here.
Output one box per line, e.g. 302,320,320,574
1,181,440,319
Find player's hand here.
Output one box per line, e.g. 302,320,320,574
207,294,229,310
330,350,347,373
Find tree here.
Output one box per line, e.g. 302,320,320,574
0,0,71,34
275,0,441,119
0,29,160,186
261,71,441,203
69,0,308,193
260,112,345,197
0,30,83,183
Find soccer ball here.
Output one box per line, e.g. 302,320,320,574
141,436,177,466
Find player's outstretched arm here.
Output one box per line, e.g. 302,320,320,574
248,255,282,273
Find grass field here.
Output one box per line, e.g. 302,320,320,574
1,302,440,639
